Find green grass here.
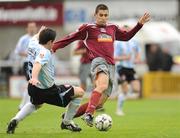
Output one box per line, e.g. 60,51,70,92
0,99,180,138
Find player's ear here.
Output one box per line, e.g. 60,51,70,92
47,40,52,45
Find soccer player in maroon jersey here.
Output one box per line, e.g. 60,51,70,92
52,4,150,127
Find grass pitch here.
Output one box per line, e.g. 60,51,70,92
0,98,180,138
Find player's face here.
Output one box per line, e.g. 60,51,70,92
27,23,37,36
95,10,109,26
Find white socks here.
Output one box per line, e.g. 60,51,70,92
63,98,81,124
19,90,30,110
117,93,126,111
13,102,36,122
12,98,82,125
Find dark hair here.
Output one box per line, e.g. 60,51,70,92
95,4,109,14
39,28,56,45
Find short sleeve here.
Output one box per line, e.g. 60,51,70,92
35,49,50,65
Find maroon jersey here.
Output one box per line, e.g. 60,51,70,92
53,22,142,64
75,41,91,64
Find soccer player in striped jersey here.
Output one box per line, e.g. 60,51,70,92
114,25,141,116
7,27,84,134
14,22,37,110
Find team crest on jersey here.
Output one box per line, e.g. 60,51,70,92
39,50,46,58
100,28,106,33
40,53,44,58
97,34,112,42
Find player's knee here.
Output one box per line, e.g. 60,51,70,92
79,88,85,97
97,84,108,92
74,87,84,97
132,85,140,93
133,88,140,93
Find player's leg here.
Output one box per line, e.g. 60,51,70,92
82,58,114,127
79,63,87,90
96,64,115,112
7,103,41,134
7,84,43,134
116,67,129,116
82,72,109,127
61,97,82,132
116,81,128,116
18,87,30,110
74,93,108,118
73,64,92,117
87,71,109,113
79,63,91,91
73,66,112,118
130,79,141,98
63,86,84,124
73,94,105,118
127,69,140,98
57,85,84,132
74,103,88,118
96,93,108,110
116,68,138,116
18,62,31,110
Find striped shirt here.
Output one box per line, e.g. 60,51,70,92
114,39,140,68
27,37,55,89
35,46,55,89
15,34,32,62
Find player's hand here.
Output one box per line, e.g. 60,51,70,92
29,78,41,86
37,26,47,37
33,26,46,39
38,26,46,34
138,12,151,25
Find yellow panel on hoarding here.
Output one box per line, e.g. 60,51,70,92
143,72,180,98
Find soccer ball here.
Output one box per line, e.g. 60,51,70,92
94,114,112,131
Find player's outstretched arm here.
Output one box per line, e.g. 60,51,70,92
138,12,151,25
33,26,46,39
52,24,88,52
115,12,150,41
